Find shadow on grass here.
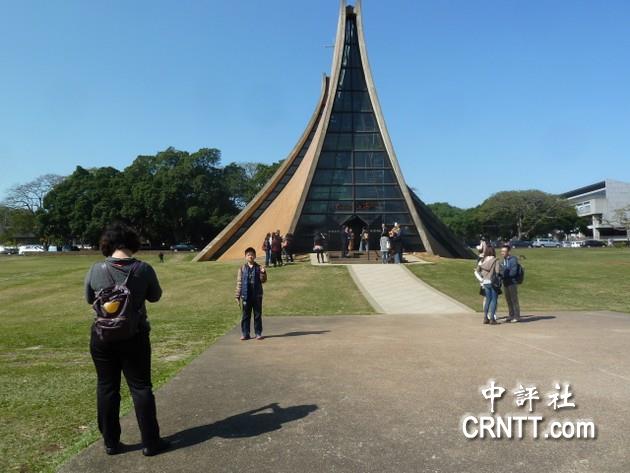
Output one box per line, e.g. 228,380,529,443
165,403,318,450
264,330,330,338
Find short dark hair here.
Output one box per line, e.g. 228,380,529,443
99,223,141,257
244,247,256,256
502,244,512,251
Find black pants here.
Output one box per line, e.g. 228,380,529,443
90,331,160,448
241,296,263,337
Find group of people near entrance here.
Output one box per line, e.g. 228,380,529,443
474,241,521,325
336,222,404,264
261,230,294,267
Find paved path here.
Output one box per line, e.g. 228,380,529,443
348,264,474,314
60,311,630,473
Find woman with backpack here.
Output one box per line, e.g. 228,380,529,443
84,223,169,457
474,245,501,325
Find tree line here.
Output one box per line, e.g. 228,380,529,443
427,190,588,243
1,147,586,247
0,147,281,247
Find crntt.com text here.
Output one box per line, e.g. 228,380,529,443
462,415,596,439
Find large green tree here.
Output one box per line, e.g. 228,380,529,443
40,166,123,244
476,190,580,239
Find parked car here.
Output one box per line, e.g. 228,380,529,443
509,240,532,248
570,241,582,248
0,245,19,255
18,244,45,255
170,243,198,252
560,241,572,248
62,245,80,252
531,238,561,248
581,239,606,248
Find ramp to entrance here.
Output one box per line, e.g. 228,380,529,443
348,264,474,314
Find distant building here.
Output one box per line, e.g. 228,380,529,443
561,179,630,240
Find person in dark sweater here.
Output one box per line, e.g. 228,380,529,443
84,223,169,457
235,247,267,340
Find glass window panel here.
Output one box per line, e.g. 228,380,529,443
331,201,353,212
329,113,353,133
308,186,353,200
337,68,351,90
336,133,353,150
323,134,337,151
354,133,384,151
355,185,402,199
354,151,388,168
299,214,327,226
352,92,373,112
332,90,352,111
349,46,361,67
312,170,353,185
355,169,396,184
303,202,328,214
341,44,352,68
352,68,367,90
353,114,378,132
356,200,384,212
385,201,408,212
317,152,351,169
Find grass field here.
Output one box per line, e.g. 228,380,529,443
407,247,630,313
0,253,373,473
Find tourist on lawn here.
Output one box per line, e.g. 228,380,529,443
313,231,326,263
380,230,390,264
271,230,283,267
235,247,267,340
282,232,294,263
476,239,486,311
85,223,169,457
501,245,521,323
474,245,501,325
262,232,272,267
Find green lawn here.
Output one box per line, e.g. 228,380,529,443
0,253,373,473
407,247,630,313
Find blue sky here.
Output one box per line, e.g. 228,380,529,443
1,0,629,208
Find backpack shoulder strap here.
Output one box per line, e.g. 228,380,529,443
123,261,140,284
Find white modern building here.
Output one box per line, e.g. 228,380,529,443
562,179,630,240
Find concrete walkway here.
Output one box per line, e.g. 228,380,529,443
348,264,474,314
60,311,630,473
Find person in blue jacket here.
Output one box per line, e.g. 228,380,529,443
235,247,268,340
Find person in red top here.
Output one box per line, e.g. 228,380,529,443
271,230,283,267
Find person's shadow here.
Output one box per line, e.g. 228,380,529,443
500,315,556,323
166,403,318,451
264,330,330,338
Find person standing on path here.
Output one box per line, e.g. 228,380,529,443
474,245,501,325
85,223,169,457
359,227,369,253
235,247,267,340
501,245,521,323
379,230,390,264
